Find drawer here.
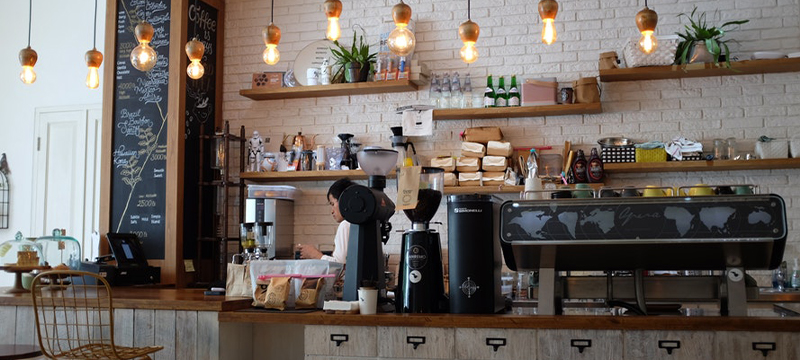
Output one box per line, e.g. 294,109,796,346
538,329,622,360
304,325,377,357
455,328,536,360
624,330,714,360
378,326,454,359
715,331,798,360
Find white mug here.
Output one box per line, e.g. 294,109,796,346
306,68,319,85
357,287,378,315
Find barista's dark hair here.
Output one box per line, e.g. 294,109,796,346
327,178,355,200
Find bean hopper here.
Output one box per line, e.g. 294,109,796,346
396,167,448,313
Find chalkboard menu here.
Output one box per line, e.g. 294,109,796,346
110,0,171,259
183,0,219,259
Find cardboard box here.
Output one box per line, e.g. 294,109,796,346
521,78,558,106
252,72,284,89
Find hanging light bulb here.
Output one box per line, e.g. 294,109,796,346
131,21,157,71
185,37,205,79
19,47,37,84
387,0,415,56
85,49,103,89
19,0,36,84
538,0,558,45
458,0,479,64
85,0,103,89
263,23,281,65
324,0,342,41
636,3,658,54
263,0,281,65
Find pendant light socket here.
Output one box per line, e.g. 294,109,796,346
263,22,281,46
459,20,480,43
185,37,205,61
85,48,103,68
636,6,658,32
392,0,412,26
135,21,155,43
538,0,558,20
19,46,38,67
324,0,342,18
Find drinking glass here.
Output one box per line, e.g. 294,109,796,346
772,268,786,292
713,139,728,160
726,137,738,160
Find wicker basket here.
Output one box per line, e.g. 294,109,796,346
635,147,667,163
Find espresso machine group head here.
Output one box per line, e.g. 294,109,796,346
340,147,398,301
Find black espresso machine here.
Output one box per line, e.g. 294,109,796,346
499,191,787,316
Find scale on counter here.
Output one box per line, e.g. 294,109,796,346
500,194,787,316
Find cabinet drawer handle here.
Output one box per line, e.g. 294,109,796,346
330,334,349,347
486,337,507,352
407,336,426,350
752,342,776,357
658,340,681,355
570,339,592,354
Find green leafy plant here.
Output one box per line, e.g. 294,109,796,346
675,7,748,68
330,31,376,83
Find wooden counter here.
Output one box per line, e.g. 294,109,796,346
0,287,252,311
219,305,800,332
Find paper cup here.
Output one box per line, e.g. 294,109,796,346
358,287,378,315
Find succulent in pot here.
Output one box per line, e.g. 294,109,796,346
674,7,748,68
330,31,377,83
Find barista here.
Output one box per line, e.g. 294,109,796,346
296,178,354,263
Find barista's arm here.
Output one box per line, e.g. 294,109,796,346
321,220,349,263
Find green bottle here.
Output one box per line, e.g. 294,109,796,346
508,75,521,107
495,76,508,107
483,74,496,108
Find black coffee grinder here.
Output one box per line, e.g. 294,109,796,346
339,147,398,301
396,167,448,313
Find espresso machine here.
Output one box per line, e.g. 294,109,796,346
396,167,448,313
340,147,398,301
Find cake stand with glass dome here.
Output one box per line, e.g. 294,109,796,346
0,232,50,293
35,229,82,269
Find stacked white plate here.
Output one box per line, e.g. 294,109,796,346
751,51,786,60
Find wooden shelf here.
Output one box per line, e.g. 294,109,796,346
445,183,605,195
604,158,800,173
239,80,420,100
599,58,800,82
241,170,394,182
433,102,602,120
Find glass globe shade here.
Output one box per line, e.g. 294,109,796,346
638,30,658,54
263,45,280,65
20,66,36,84
387,26,415,56
460,42,478,64
131,43,157,71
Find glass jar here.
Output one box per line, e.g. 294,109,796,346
713,138,728,160
35,229,82,269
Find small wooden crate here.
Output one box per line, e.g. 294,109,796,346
252,72,284,89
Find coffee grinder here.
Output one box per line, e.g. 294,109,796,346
396,167,448,313
389,126,418,167
339,147,398,301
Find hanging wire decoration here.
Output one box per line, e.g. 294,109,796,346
0,154,10,229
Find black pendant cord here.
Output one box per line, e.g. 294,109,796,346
144,0,148,22
27,0,32,47
270,0,274,23
467,0,470,21
644,0,648,7
92,0,98,48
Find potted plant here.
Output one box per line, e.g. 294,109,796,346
330,31,376,83
674,7,748,67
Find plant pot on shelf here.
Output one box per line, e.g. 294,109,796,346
345,62,361,83
688,41,715,64
358,62,370,82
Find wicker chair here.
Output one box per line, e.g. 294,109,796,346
31,270,163,359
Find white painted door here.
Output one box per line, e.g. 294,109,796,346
32,105,102,261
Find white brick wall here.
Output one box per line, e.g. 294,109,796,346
223,0,800,284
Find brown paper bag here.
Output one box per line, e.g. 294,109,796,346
226,263,252,298
599,51,619,70
461,127,503,143
572,77,600,103
396,166,421,210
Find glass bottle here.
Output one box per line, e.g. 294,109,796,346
440,72,452,109
484,74,496,108
508,75,521,107
587,148,604,183
463,73,473,108
451,72,464,108
572,149,588,183
495,76,508,107
429,73,440,108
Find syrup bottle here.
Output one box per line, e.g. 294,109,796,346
572,149,588,183
587,148,604,183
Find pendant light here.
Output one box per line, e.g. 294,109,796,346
387,0,415,57
538,0,558,45
130,0,157,72
324,0,342,41
85,0,103,89
263,0,281,65
458,0,479,64
185,0,205,79
636,0,658,54
19,0,37,84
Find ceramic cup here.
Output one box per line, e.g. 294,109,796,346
688,184,715,196
620,186,640,197
735,185,754,195
573,183,593,198
358,287,378,315
643,185,673,197
306,68,320,86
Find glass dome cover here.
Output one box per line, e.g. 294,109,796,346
35,229,81,269
0,231,44,266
